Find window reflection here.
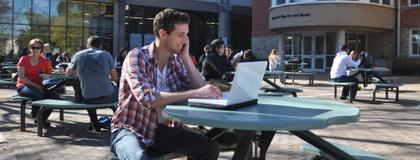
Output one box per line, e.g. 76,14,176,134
32,26,50,42
33,0,50,25
84,2,100,28
0,0,13,23
14,0,31,24
0,24,13,53
67,27,84,53
13,25,31,54
50,26,66,52
68,1,83,27
51,0,67,26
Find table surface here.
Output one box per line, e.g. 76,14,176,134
40,74,78,80
350,67,390,72
163,96,360,131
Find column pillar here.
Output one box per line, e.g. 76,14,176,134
336,29,346,53
278,34,286,70
218,11,231,44
113,0,126,57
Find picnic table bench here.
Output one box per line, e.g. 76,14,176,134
301,143,385,160
32,99,117,136
329,81,356,103
0,79,15,87
283,72,316,85
373,83,401,102
11,95,65,131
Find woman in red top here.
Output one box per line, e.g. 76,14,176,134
16,38,53,127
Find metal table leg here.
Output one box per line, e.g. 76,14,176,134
290,130,356,160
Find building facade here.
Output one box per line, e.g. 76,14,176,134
0,0,251,59
253,0,420,73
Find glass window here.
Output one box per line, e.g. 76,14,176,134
370,0,380,3
32,26,50,42
50,26,66,52
293,35,301,56
276,0,286,5
411,30,420,56
0,0,13,23
51,0,67,26
68,1,83,27
67,27,83,53
84,2,100,28
285,36,293,56
14,25,31,54
303,37,312,55
84,27,98,40
346,33,357,50
382,0,390,5
315,36,324,55
358,34,367,51
100,3,114,29
0,24,13,53
411,0,419,5
14,0,32,24
33,0,50,25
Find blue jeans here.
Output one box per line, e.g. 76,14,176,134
332,76,359,99
111,125,220,160
17,85,53,121
83,85,118,130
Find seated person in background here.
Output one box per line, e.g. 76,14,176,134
224,45,234,64
66,36,119,132
358,51,373,68
197,44,211,72
110,8,220,160
241,49,257,62
115,48,128,66
16,38,55,127
330,44,361,100
201,39,234,81
55,52,71,69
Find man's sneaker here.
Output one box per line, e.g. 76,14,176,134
339,96,347,100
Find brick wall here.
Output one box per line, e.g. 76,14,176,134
252,0,277,36
251,35,279,59
401,8,420,28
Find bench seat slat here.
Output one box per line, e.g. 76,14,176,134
301,143,385,160
32,99,117,110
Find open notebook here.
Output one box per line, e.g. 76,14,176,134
188,61,267,109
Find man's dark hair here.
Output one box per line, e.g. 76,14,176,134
210,39,224,50
204,45,211,53
225,45,232,49
153,8,190,37
340,44,349,51
87,36,101,48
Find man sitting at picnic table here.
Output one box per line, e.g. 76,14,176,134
66,36,119,132
330,44,361,100
110,8,221,160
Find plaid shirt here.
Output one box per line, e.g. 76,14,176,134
111,42,191,147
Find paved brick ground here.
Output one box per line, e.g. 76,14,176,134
1,73,420,160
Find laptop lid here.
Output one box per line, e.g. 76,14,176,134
188,61,267,107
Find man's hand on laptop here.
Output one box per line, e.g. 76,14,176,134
192,84,222,99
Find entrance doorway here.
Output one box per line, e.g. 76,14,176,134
302,35,326,71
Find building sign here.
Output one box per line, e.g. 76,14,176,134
271,13,311,20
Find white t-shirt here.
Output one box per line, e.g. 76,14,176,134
330,51,361,79
156,65,170,124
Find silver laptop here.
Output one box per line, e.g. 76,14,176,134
188,61,267,109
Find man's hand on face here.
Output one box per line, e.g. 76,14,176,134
178,37,190,59
192,84,222,99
